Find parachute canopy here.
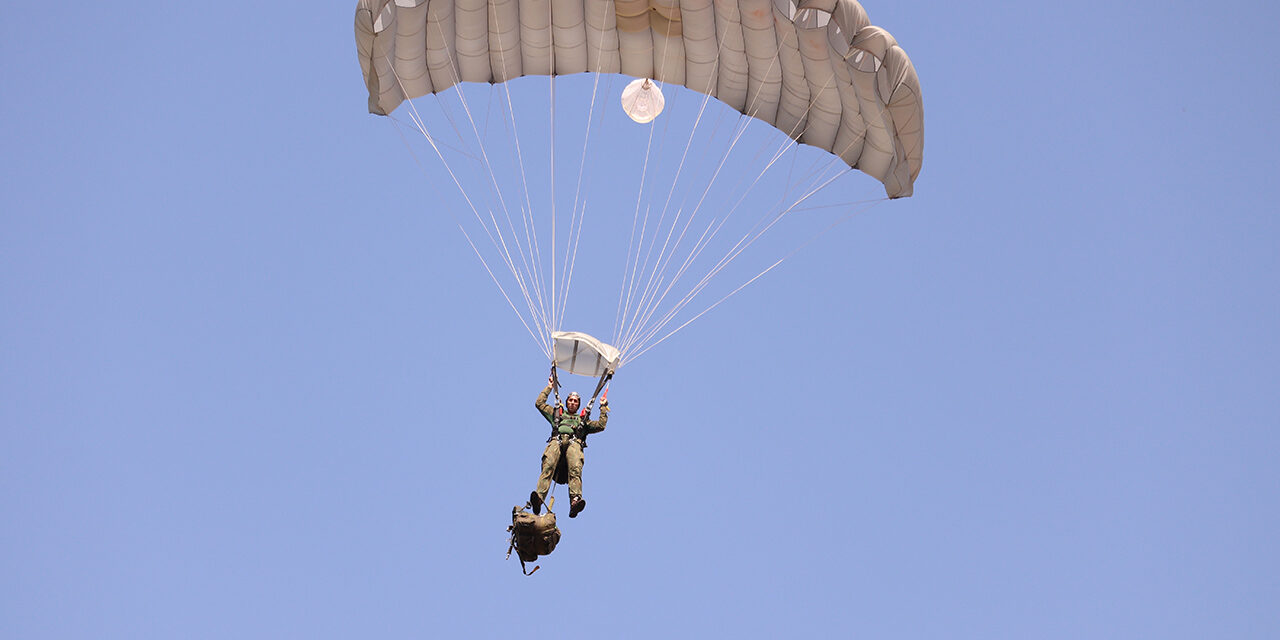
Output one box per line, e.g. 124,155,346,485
354,0,923,197
552,331,621,377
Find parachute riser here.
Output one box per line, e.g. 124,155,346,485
584,370,613,415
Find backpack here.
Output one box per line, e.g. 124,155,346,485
507,507,561,575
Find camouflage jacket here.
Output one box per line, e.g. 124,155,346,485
536,384,609,438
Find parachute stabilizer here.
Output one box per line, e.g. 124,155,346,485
551,331,620,378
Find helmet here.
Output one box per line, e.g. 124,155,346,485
566,391,581,402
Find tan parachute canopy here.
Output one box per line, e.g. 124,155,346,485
354,0,923,198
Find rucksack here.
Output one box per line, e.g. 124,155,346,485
507,507,561,575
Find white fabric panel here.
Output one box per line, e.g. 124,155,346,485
520,0,554,75
679,0,718,95
489,0,523,81
354,0,924,197
454,0,491,83
551,331,621,377
551,0,588,74
425,0,459,92
772,7,809,141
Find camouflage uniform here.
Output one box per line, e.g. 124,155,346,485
532,383,608,505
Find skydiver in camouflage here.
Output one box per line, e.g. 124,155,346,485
529,375,608,518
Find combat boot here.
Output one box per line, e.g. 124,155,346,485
569,495,586,518
529,490,543,515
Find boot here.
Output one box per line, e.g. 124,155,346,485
529,490,543,515
569,495,586,518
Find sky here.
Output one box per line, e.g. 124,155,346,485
2,1,1278,638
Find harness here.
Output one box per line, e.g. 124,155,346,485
547,364,612,448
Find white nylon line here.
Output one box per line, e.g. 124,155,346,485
548,0,558,332
553,80,602,329
788,198,885,212
624,167,858,356
556,74,616,330
622,68,853,352
557,7,622,334
618,89,715,345
624,75,730,344
622,83,686,304
612,144,649,343
665,162,850,315
624,199,885,365
387,114,548,356
625,162,853,353
563,8,613,296
558,197,589,327
618,214,721,355
618,114,765,351
388,114,478,160
388,57,551,350
409,42,544,339
456,222,551,356
550,76,558,332
435,92,549,344
490,20,553,341
621,81,691,323
616,115,749,352
555,179,582,324
494,88,553,339
614,118,660,344
480,81,548,325
427,30,550,340
614,20,739,346
631,104,737,312
447,90,547,323
621,202,704,353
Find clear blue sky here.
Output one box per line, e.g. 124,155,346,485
3,1,1277,638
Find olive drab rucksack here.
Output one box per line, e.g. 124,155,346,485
506,504,561,576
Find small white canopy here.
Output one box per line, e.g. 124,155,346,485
621,78,665,124
552,331,621,377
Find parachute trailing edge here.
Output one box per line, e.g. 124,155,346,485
354,0,923,197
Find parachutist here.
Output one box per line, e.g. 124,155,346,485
530,378,609,518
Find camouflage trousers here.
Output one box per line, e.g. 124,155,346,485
534,434,584,500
